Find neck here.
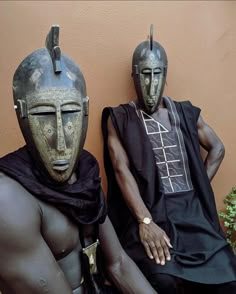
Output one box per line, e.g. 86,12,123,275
157,98,165,109
135,96,165,114
68,172,77,185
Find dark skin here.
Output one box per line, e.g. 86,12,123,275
0,171,157,294
106,96,225,266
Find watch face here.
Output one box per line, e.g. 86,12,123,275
143,217,151,224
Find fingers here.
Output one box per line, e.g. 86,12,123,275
142,241,154,260
153,241,164,265
139,224,173,265
149,241,160,264
145,238,172,265
160,238,171,262
163,235,173,248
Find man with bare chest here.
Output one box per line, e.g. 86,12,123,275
0,25,157,294
102,26,236,293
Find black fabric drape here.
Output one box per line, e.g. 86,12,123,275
175,102,224,235
0,146,107,225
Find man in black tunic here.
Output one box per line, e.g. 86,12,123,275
0,25,157,294
102,26,236,293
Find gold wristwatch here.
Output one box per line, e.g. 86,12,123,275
139,217,152,224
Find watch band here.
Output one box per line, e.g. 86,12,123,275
139,217,152,224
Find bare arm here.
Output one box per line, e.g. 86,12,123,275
0,181,73,294
99,217,157,294
107,117,172,266
197,115,225,181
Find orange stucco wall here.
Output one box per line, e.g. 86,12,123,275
0,1,235,213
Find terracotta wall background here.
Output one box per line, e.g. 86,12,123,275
0,1,235,213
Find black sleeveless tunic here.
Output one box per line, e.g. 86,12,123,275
102,98,236,284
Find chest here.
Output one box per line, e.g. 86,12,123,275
39,201,80,259
139,106,194,194
151,108,171,130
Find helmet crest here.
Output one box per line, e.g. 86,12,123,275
150,24,153,51
45,24,61,73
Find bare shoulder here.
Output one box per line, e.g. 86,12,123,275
196,115,224,150
196,114,207,129
0,171,40,210
107,116,121,143
0,172,41,247
197,114,217,132
0,172,73,293
107,115,115,134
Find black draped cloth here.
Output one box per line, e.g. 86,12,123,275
0,146,107,225
102,99,236,284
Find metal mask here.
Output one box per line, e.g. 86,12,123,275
132,25,168,114
13,25,89,183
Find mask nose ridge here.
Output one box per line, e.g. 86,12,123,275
56,110,66,152
149,70,156,96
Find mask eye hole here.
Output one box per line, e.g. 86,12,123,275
61,104,81,114
153,68,162,74
30,112,55,116
29,106,55,116
61,110,81,114
142,69,152,74
141,68,162,75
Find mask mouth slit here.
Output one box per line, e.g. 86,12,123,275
52,159,69,171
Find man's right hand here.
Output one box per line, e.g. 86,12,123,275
139,221,172,265
107,116,172,267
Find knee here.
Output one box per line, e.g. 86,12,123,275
148,273,178,294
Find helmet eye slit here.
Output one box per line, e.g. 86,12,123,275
62,110,81,114
30,112,55,116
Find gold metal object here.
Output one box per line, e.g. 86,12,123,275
82,239,100,274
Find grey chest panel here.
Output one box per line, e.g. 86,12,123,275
134,98,193,194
